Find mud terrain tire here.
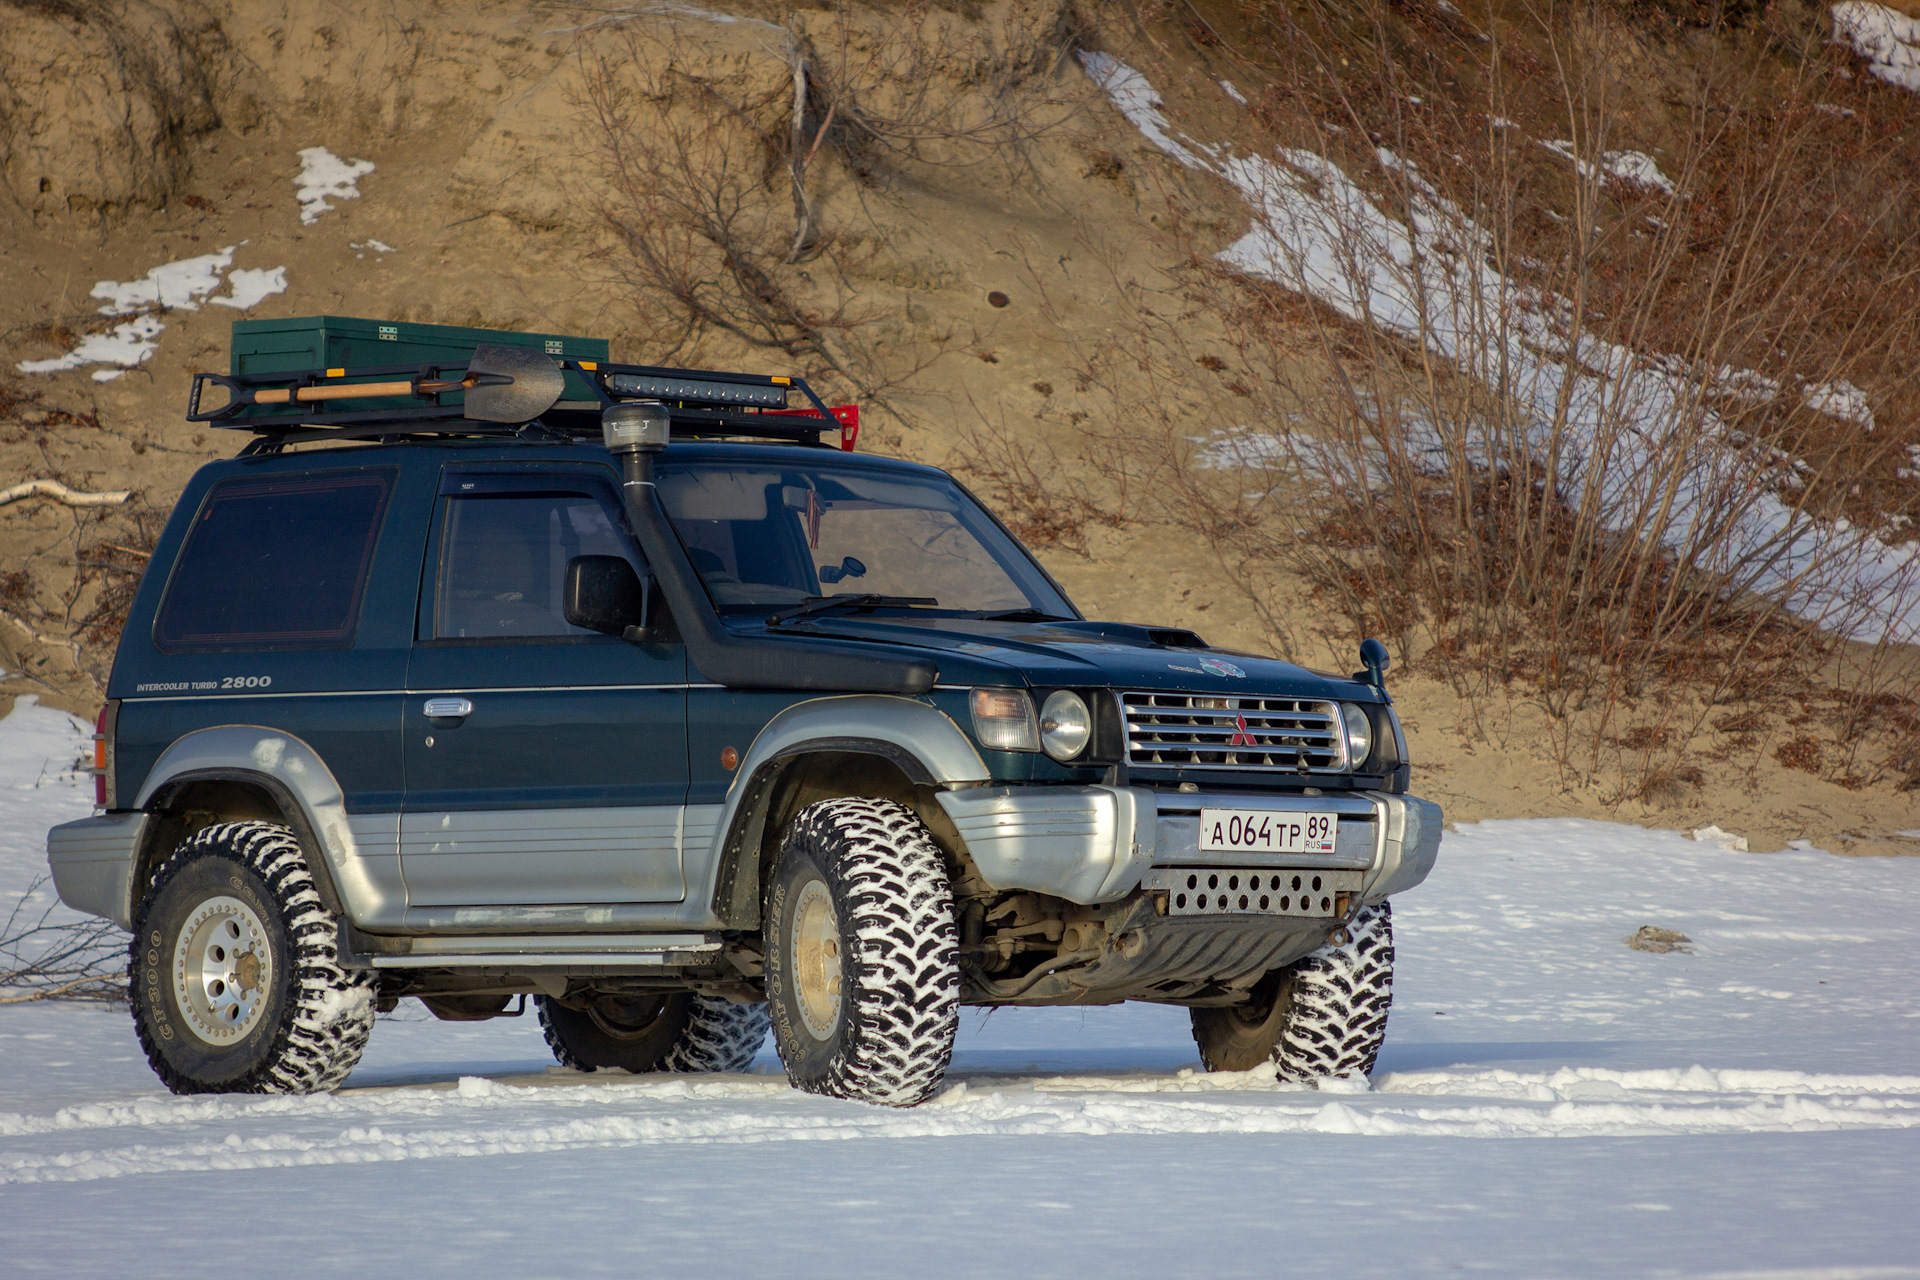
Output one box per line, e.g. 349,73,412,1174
1191,901,1394,1081
537,993,769,1073
663,997,771,1072
130,821,374,1095
765,798,958,1107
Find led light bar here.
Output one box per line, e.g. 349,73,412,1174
605,373,788,408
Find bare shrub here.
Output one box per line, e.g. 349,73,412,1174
1049,0,1920,789
950,405,1124,555
0,876,124,1005
568,2,1086,401
572,28,851,366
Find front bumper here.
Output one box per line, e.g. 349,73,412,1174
46,811,147,931
937,785,1441,905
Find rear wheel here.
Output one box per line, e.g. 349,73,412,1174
765,798,958,1107
1191,901,1395,1081
537,992,768,1073
130,821,374,1095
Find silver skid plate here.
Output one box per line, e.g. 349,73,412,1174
1143,867,1363,918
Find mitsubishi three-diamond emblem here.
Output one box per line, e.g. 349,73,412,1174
1228,713,1258,747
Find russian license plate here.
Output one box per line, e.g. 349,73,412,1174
1198,808,1338,855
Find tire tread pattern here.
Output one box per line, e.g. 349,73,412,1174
537,996,768,1074
1268,901,1395,1082
661,998,770,1073
131,821,375,1095
788,798,958,1107
536,999,595,1072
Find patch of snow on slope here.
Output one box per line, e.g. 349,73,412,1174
295,147,376,225
1191,426,1306,470
1832,2,1920,93
1805,379,1875,428
1221,79,1248,105
1081,52,1920,642
15,246,288,373
1540,140,1681,195
1078,53,1205,169
15,316,167,376
87,248,236,315
210,267,288,311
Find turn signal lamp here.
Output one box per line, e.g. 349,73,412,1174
970,688,1040,752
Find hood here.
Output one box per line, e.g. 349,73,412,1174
740,614,1379,701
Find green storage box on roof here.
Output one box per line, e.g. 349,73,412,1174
229,315,607,417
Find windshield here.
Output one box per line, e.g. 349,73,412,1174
656,460,1076,617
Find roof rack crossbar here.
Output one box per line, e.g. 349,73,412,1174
214,405,468,431
202,352,848,448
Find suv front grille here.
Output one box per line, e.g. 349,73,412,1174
1122,692,1345,772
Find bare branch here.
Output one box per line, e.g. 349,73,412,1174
0,876,126,1005
0,480,132,508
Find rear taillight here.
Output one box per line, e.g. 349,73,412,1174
92,701,116,808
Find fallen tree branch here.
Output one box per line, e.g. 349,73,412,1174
0,479,133,508
0,876,127,1005
0,975,115,1006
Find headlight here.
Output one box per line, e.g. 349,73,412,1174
971,688,1039,752
1340,702,1373,768
1039,690,1092,761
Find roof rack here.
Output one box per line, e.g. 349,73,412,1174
191,356,857,455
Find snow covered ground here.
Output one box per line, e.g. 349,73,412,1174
1,698,1916,1276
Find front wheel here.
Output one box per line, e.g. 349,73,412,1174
130,821,375,1095
765,798,959,1107
1191,901,1395,1081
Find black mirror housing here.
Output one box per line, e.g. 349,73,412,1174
564,555,649,636
1354,636,1391,688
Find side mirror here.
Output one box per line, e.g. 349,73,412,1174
1354,637,1390,688
564,555,649,636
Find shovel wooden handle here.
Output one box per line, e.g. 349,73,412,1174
250,377,471,406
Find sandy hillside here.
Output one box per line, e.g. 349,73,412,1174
3,0,1918,855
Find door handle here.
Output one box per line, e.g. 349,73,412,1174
424,697,474,719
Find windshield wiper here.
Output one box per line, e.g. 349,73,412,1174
767,594,939,626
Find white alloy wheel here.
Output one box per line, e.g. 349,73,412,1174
131,820,375,1095
173,894,275,1044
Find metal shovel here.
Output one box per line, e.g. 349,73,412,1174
189,343,567,423
461,344,566,422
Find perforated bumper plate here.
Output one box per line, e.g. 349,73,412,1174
1143,867,1364,917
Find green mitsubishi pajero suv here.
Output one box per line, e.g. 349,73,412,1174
46,317,1440,1106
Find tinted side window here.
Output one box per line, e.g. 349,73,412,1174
155,471,394,651
433,491,644,640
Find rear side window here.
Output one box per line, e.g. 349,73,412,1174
155,471,394,651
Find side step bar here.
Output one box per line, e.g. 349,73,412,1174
340,923,722,969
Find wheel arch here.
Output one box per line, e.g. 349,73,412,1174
701,696,988,929
130,727,367,923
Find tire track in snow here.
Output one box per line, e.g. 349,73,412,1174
4,1065,1919,1184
